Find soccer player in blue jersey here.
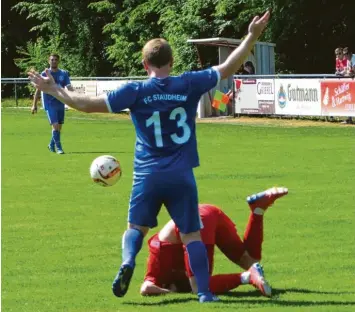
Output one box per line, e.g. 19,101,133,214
31,54,74,154
28,11,270,302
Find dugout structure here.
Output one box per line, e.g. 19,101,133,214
187,37,276,117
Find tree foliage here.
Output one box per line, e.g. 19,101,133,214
2,0,355,82
12,0,114,76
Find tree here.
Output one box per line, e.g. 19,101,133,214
12,0,115,76
3,0,355,82
1,0,37,96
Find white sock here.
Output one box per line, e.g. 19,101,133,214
253,208,265,215
241,271,251,284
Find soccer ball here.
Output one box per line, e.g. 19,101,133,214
90,155,122,187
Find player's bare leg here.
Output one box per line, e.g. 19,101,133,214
112,224,149,297
237,251,257,270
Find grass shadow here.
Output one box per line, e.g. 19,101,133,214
272,287,355,296
223,288,355,299
218,298,355,307
122,288,355,307
220,287,355,307
122,297,196,306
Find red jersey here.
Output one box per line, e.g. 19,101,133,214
336,58,348,72
144,204,245,288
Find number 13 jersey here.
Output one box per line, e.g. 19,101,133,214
105,68,221,173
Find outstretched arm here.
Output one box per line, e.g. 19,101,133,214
216,11,270,80
28,69,109,113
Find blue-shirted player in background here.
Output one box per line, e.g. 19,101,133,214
28,11,270,303
31,53,74,154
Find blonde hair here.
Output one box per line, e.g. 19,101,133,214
335,47,343,54
142,38,173,68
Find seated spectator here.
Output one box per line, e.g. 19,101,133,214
236,61,256,75
335,47,348,76
340,47,354,124
244,61,256,74
342,47,355,77
236,64,249,75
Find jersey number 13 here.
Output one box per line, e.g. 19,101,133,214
146,107,191,147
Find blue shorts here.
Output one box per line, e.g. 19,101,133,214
128,169,201,234
45,107,65,125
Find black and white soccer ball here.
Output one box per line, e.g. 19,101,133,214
90,155,122,187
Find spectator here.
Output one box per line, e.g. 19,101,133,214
244,61,256,74
335,47,347,76
236,64,249,75
340,47,354,124
343,47,355,77
235,62,255,75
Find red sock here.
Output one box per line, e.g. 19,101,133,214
209,273,242,294
243,213,263,260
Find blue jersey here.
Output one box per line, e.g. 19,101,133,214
41,69,71,110
105,67,220,173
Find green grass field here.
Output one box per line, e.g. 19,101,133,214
2,108,355,312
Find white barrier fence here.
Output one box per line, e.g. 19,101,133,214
0,77,146,108
233,77,355,117
2,76,355,117
71,80,132,96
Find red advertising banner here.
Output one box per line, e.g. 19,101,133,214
321,80,355,116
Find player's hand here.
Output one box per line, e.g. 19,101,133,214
31,105,37,114
28,69,57,94
248,10,270,38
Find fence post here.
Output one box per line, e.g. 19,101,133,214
14,80,18,107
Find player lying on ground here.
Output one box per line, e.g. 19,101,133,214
28,11,270,303
140,187,288,297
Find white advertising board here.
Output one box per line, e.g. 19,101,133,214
234,79,275,114
256,79,275,114
96,80,130,96
71,80,97,96
234,79,258,114
274,79,321,116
